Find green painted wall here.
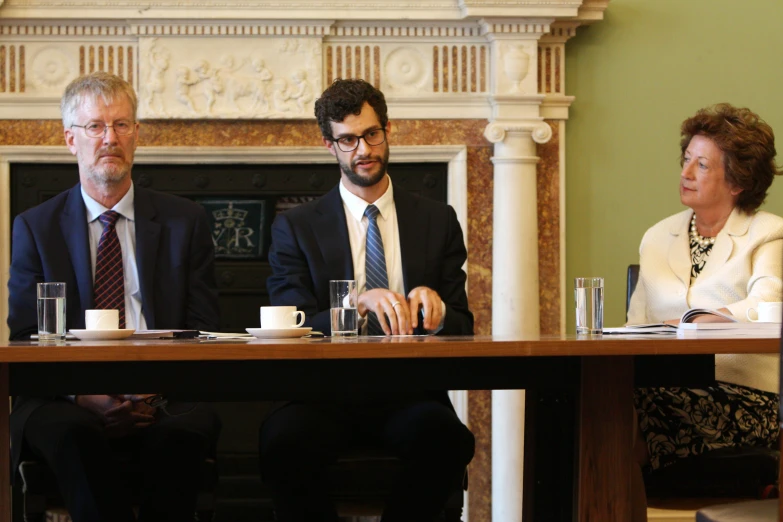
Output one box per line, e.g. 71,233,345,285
564,0,783,330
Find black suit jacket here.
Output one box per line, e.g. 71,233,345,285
267,184,473,335
7,182,220,476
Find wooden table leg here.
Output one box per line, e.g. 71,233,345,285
578,356,634,522
1,363,10,522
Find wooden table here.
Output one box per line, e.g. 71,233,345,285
1,334,778,522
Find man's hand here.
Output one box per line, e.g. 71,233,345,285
76,394,156,438
358,288,412,335
407,286,443,331
119,394,159,417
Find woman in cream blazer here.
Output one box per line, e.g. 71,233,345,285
628,207,783,393
627,104,782,485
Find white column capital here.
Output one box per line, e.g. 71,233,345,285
484,120,552,145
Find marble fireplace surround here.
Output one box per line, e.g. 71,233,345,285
0,143,469,341
0,2,609,521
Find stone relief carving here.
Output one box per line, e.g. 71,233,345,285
501,43,530,93
145,38,170,113
29,46,74,94
383,46,428,94
139,37,321,119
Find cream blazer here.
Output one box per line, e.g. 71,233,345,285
627,208,783,394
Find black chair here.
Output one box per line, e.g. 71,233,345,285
16,457,218,522
627,264,780,499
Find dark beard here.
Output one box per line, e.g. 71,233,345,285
338,150,389,188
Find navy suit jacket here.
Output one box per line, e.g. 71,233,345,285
267,184,473,336
8,183,219,339
7,182,220,476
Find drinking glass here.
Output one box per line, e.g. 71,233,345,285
574,277,604,335
37,282,66,341
329,280,358,337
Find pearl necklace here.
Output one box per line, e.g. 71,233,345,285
690,214,716,249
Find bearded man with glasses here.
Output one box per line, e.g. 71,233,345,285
7,71,221,522
260,78,475,522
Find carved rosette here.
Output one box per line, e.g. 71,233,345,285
383,46,427,94
30,46,74,94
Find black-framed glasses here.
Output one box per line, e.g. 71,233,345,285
71,120,136,138
330,128,386,152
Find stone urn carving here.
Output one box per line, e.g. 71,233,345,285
502,44,530,93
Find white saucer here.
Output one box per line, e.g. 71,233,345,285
246,327,312,339
69,329,136,341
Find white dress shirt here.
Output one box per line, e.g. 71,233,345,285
81,184,148,330
339,176,444,333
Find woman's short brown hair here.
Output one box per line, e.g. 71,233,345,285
680,103,780,213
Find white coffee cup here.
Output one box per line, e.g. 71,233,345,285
746,302,783,323
85,309,120,330
260,306,305,329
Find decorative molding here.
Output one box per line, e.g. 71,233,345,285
0,0,597,21
131,21,334,37
0,8,600,120
541,21,580,43
138,37,321,118
541,94,575,119
329,22,486,39
484,120,552,144
0,23,133,36
479,18,554,39
572,0,610,24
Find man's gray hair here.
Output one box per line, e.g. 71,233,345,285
60,72,138,128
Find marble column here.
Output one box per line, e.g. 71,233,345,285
481,19,553,522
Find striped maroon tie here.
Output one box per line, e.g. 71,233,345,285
94,210,125,328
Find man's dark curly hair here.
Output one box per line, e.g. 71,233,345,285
315,78,388,140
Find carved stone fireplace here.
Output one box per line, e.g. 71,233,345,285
0,2,609,521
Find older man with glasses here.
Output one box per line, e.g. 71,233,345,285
7,71,221,522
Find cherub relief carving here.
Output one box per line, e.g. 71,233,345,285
175,65,199,114
145,39,170,114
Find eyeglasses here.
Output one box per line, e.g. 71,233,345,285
330,128,386,152
71,120,136,138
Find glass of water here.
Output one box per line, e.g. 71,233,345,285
329,280,358,337
37,282,67,341
574,277,604,335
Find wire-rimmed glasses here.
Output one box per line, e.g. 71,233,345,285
71,120,136,138
330,128,386,152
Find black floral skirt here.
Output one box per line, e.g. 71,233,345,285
634,382,779,471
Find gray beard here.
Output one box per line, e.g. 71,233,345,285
83,164,131,188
